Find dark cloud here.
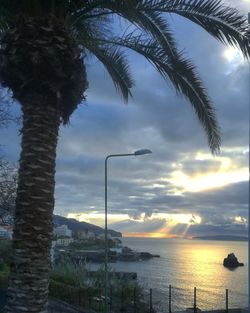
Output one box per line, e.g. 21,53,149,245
186,181,248,211
110,218,167,233
185,223,248,238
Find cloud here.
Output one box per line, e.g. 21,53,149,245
185,223,248,238
110,218,167,234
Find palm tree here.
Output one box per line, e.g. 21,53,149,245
0,1,249,312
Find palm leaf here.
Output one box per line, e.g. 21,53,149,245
137,11,178,58
86,42,134,102
81,0,250,58
67,12,134,102
148,0,250,58
81,1,179,58
98,35,221,153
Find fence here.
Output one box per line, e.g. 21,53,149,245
49,280,148,313
0,284,246,313
49,282,243,313
143,285,246,313
167,285,230,313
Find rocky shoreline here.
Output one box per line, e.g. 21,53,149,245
68,245,160,264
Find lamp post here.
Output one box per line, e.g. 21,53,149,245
104,149,152,313
247,12,250,310
248,12,250,312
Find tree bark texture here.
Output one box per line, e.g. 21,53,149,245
4,99,60,313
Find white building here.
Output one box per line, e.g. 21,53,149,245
54,225,72,238
98,233,111,240
50,240,56,263
112,237,122,247
78,229,96,240
110,247,123,254
56,237,74,247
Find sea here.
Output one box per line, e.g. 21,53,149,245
97,237,248,312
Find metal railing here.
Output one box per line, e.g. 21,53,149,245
0,283,247,313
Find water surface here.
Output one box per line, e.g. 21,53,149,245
108,237,248,311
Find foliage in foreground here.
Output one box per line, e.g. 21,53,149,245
0,257,158,312
0,241,9,288
50,261,146,312
0,240,12,266
50,260,89,287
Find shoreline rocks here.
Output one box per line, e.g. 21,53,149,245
68,247,160,263
116,246,160,261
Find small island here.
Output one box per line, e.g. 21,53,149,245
223,253,244,268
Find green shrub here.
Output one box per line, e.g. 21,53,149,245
50,261,146,312
91,265,143,297
0,240,12,266
0,263,9,274
50,261,88,287
0,260,9,288
0,271,9,288
49,279,97,308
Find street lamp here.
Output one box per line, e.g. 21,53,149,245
104,149,152,313
247,12,250,312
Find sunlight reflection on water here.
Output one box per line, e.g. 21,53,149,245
110,238,248,311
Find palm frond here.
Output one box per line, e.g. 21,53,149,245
70,14,134,102
82,1,179,59
77,0,250,59
147,0,250,58
98,35,221,153
73,0,250,59
137,11,178,58
86,42,134,102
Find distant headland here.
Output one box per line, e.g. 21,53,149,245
53,214,122,238
192,235,248,242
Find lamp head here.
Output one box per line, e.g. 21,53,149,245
134,149,152,156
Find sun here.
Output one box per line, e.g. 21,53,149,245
223,47,243,64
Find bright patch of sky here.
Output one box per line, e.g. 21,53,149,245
167,152,248,193
222,47,245,73
68,212,203,238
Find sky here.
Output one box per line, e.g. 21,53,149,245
0,0,249,238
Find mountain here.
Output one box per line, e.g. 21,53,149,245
53,214,122,237
192,235,248,241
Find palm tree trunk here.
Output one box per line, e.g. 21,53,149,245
5,97,60,313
